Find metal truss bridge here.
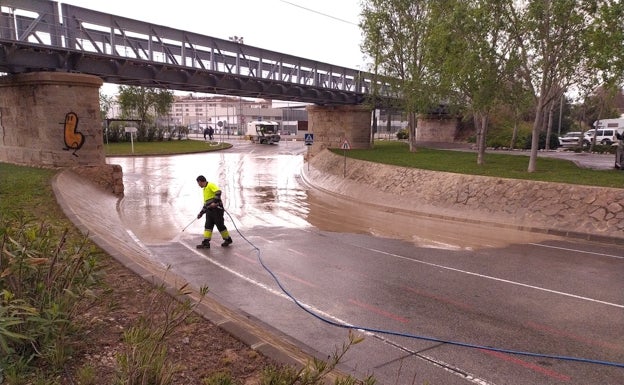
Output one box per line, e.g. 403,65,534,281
0,0,395,105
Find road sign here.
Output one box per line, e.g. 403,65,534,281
340,138,351,150
304,133,314,145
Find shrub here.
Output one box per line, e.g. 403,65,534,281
522,132,561,150
0,217,100,377
396,129,409,140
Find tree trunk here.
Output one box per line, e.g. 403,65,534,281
546,101,554,150
408,112,417,152
476,113,488,165
510,107,519,149
528,99,546,172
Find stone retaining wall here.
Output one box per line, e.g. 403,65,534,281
305,150,624,243
68,164,124,196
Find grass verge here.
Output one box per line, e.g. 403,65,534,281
334,141,624,188
104,139,231,156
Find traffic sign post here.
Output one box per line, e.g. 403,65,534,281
341,138,351,177
124,126,138,154
304,133,314,171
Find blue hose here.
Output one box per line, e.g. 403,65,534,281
225,211,624,369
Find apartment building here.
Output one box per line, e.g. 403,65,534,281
169,95,308,135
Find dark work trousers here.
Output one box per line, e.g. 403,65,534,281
203,207,227,239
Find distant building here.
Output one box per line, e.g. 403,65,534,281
167,95,309,136
104,93,311,136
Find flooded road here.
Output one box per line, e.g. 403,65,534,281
110,139,556,250
110,140,310,243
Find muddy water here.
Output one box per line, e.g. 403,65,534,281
108,141,557,249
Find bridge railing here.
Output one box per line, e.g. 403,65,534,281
0,0,397,103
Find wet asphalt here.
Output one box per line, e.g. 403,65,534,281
52,139,624,385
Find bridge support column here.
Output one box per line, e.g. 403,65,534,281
0,72,105,167
306,105,372,156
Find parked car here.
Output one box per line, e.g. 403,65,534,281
558,131,583,147
583,128,624,146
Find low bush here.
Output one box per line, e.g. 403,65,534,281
396,129,409,140
0,216,101,379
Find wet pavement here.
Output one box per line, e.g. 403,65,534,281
52,139,624,385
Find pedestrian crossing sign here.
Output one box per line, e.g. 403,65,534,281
304,133,314,145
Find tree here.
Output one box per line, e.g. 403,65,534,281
117,86,174,140
507,1,624,172
360,0,436,152
99,92,114,121
427,0,515,165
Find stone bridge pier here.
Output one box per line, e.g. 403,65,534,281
306,104,372,156
0,72,123,194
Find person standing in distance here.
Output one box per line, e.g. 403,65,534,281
195,175,233,249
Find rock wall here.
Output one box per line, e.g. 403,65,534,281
416,116,460,142
69,164,124,196
0,72,105,167
306,105,372,156
305,150,624,243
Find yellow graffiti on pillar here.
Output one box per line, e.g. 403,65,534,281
61,112,85,157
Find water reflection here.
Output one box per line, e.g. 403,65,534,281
107,144,556,249
108,151,310,243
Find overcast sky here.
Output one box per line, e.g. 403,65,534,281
59,0,368,95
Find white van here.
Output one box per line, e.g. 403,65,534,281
584,118,624,145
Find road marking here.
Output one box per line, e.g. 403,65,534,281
178,241,495,385
366,247,624,309
480,349,571,381
529,243,624,259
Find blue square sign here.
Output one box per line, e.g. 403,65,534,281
304,133,314,145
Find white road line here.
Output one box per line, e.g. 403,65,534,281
529,243,624,259
367,247,624,309
178,241,495,385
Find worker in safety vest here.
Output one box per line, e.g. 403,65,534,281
195,175,233,249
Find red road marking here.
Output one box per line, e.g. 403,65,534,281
480,349,571,381
526,321,621,351
234,252,256,264
276,271,317,288
348,298,409,324
402,285,475,312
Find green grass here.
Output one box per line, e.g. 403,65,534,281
0,163,63,219
104,139,231,156
332,141,624,188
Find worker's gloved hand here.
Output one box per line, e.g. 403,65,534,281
197,211,204,219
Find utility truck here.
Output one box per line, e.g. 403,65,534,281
246,120,281,144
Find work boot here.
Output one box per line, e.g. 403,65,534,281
221,237,233,247
196,239,210,249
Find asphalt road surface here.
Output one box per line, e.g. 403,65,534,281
108,140,623,385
